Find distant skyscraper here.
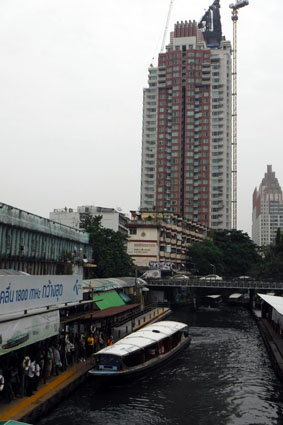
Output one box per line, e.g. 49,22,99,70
252,165,283,246
140,0,232,229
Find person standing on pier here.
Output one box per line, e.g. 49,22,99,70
26,358,35,396
53,346,61,376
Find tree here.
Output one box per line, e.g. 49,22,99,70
257,229,283,279
213,229,261,277
84,215,134,278
187,239,224,276
188,229,261,277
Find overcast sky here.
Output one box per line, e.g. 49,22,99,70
0,0,282,236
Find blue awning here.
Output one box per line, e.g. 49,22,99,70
119,293,131,303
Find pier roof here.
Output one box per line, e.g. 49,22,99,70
258,293,283,315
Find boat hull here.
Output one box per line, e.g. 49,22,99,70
88,335,191,384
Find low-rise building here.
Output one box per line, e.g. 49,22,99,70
50,206,129,235
0,202,92,275
127,211,208,270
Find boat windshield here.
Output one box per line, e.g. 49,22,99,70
95,354,122,369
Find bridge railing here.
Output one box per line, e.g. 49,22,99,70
144,278,283,290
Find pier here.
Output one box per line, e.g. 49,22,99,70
0,306,171,423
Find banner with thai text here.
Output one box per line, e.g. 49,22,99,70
0,275,83,315
0,310,60,356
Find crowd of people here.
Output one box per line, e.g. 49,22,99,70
0,327,113,404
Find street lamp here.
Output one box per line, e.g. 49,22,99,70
210,264,216,275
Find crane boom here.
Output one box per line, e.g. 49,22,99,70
161,0,174,53
230,0,249,229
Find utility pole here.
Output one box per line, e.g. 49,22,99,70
229,0,249,229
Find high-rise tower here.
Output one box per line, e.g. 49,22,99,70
252,165,283,246
140,0,232,229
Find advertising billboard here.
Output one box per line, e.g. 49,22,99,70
0,275,83,315
0,310,60,356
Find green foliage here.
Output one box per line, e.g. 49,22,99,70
213,229,261,277
188,229,261,277
188,239,224,276
59,249,73,262
84,216,134,278
256,229,283,278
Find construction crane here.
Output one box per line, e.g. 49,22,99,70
160,0,174,53
229,0,249,229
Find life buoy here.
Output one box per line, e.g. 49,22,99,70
90,324,96,334
22,356,31,371
0,374,4,391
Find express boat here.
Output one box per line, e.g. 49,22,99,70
88,320,191,381
2,333,29,350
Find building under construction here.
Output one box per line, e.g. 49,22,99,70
140,0,232,230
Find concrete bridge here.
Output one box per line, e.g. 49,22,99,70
145,278,283,291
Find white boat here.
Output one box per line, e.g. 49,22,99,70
88,320,191,381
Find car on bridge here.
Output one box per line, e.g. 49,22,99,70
200,274,223,281
170,274,190,280
233,275,255,281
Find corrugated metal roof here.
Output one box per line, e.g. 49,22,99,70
88,304,139,319
60,304,140,323
93,291,125,310
258,293,283,315
83,277,147,292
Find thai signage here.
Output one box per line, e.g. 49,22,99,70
0,275,83,315
128,242,157,256
0,310,59,356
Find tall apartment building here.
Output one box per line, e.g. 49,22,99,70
252,165,283,246
140,0,232,229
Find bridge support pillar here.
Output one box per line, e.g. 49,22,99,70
249,289,255,309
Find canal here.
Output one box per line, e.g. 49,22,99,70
36,306,283,425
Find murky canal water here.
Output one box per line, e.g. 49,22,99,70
36,307,283,425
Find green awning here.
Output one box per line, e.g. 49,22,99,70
93,290,125,310
119,293,131,303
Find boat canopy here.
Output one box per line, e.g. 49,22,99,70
206,294,221,299
95,321,188,357
229,293,243,299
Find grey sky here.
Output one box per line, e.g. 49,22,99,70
0,0,282,236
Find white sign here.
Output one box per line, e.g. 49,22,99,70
0,310,60,356
0,275,83,315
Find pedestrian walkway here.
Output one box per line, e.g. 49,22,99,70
0,359,95,423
